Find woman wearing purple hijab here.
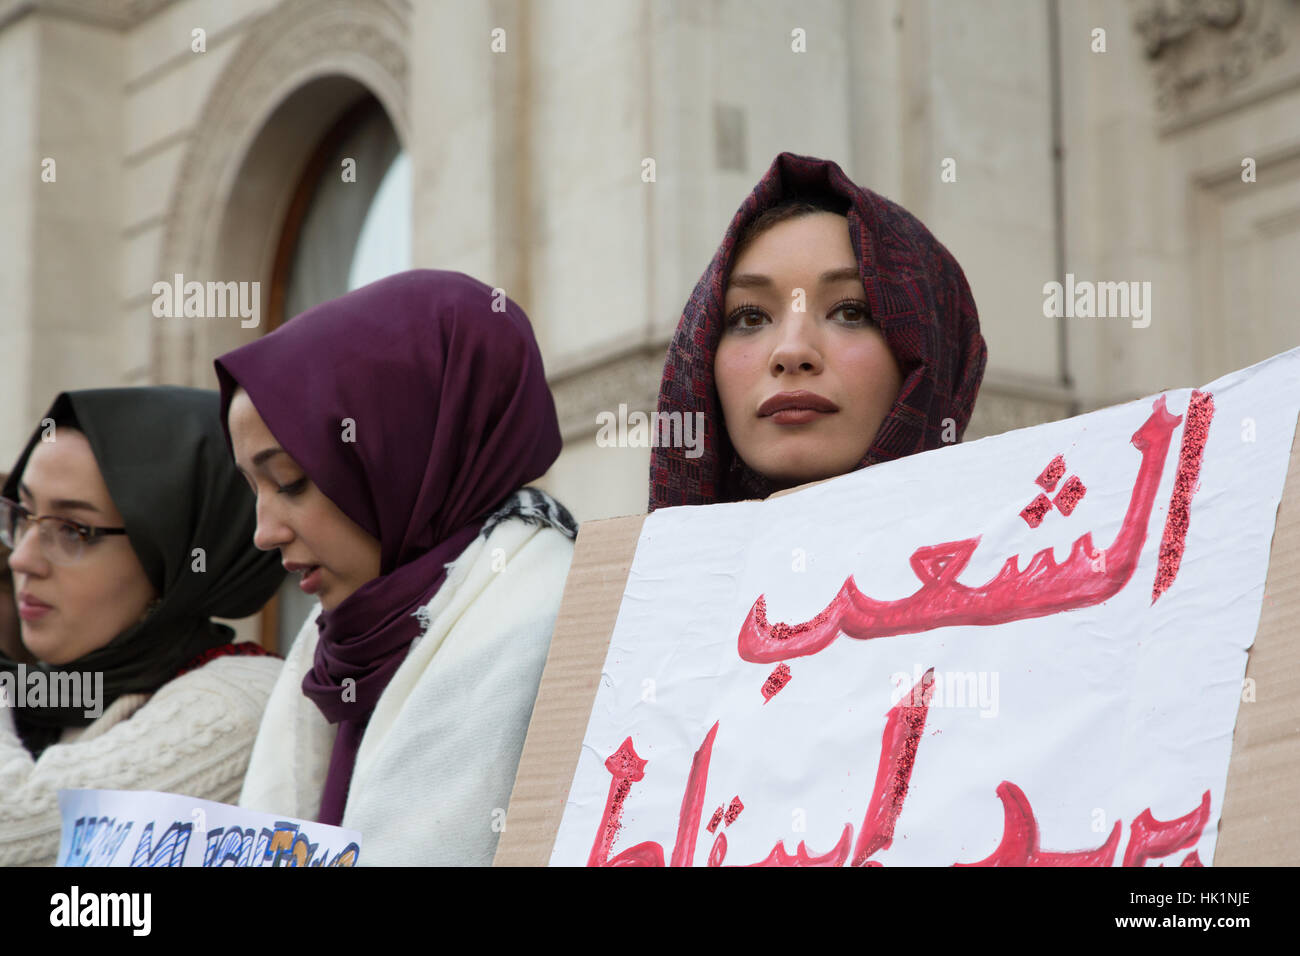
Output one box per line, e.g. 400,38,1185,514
216,269,577,865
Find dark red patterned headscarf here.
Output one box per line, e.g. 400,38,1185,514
649,152,987,510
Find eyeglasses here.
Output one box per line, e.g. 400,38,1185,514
0,497,128,566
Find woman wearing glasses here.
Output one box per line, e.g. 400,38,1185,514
0,388,285,866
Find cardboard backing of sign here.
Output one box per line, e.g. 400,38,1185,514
494,418,1300,866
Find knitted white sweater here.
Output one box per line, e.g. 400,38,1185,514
238,515,574,865
0,653,282,867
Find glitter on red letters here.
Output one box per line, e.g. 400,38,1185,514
706,806,724,834
1152,390,1214,603
759,597,835,644
1052,475,1087,516
1036,454,1067,492
761,662,792,702
724,796,745,826
584,665,1211,866
1019,493,1052,528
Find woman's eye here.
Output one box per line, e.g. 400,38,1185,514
831,301,871,324
725,306,768,331
277,478,309,497
56,522,86,546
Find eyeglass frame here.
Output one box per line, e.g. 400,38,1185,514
0,496,129,566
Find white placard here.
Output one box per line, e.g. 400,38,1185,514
58,789,361,867
552,348,1300,867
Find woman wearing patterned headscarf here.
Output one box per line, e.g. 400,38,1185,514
217,269,577,866
0,387,286,866
651,152,987,508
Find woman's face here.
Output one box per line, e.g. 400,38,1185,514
0,545,30,664
227,388,381,612
8,428,158,665
715,212,903,489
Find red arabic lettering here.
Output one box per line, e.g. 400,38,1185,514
724,796,745,826
586,737,664,867
738,396,1184,664
853,667,935,866
1020,493,1053,528
587,671,936,867
1036,454,1066,492
1122,789,1211,867
740,668,936,868
1053,475,1086,516
761,662,792,702
708,832,727,867
585,669,1211,866
670,722,719,866
746,824,854,867
1024,458,1087,526
953,781,1122,866
587,722,719,867
1152,390,1215,603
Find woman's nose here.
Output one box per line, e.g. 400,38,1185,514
769,311,824,376
8,523,49,577
252,497,293,552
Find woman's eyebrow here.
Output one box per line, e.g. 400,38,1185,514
819,267,861,284
251,447,287,468
17,481,102,514
51,499,102,514
727,272,772,290
728,267,861,290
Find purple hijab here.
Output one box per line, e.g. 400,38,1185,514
215,270,562,824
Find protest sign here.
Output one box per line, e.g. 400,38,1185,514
57,789,361,867
498,347,1300,866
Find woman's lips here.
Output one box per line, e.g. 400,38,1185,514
284,562,324,595
18,594,53,622
767,408,831,425
299,567,323,595
758,390,839,425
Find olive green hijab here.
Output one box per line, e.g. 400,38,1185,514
0,387,285,755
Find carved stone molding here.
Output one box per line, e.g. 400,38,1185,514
1132,0,1297,123
155,0,410,382
0,0,174,31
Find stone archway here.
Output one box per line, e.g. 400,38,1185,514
154,0,409,386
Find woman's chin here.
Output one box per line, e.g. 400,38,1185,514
753,456,854,491
317,584,341,613
743,438,865,489
24,642,65,667
21,631,88,668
